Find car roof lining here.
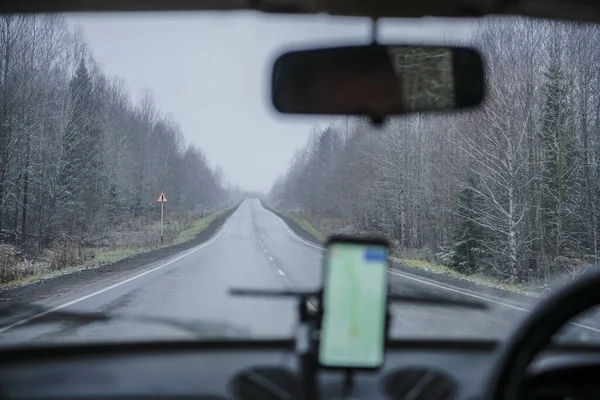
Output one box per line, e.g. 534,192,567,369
1,0,600,24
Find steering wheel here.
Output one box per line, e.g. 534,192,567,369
485,270,600,400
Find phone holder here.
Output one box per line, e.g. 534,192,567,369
230,288,395,400
229,287,485,400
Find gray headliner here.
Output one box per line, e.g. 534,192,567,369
1,0,600,24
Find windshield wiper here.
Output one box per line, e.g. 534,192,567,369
0,302,251,337
388,293,487,309
230,288,488,310
0,288,486,337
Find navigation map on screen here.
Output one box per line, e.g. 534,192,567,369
319,242,388,368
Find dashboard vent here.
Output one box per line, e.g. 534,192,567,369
231,367,300,400
382,367,456,400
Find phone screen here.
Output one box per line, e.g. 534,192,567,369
318,241,389,368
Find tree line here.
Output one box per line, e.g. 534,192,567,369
270,18,600,285
0,15,228,256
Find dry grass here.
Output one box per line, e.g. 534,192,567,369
172,209,227,245
396,257,540,296
276,209,541,297
0,208,229,289
283,211,352,239
290,216,327,242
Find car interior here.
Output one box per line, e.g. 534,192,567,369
2,1,600,400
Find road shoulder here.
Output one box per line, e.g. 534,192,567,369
0,204,240,305
261,203,323,246
262,202,537,306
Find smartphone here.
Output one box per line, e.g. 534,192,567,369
318,236,389,369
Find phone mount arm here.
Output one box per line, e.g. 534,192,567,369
229,287,486,400
388,293,487,310
230,288,321,400
297,294,319,400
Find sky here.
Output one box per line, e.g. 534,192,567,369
66,11,473,193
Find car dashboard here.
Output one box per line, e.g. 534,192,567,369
1,340,600,400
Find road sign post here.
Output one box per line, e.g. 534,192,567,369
156,191,168,244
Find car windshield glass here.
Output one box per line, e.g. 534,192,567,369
0,12,600,347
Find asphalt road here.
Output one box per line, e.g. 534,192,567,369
1,199,600,346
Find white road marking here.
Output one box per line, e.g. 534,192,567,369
264,249,267,252
573,322,600,332
0,209,239,334
263,208,323,250
269,257,274,261
389,270,600,332
278,270,285,275
265,204,600,334
389,270,527,312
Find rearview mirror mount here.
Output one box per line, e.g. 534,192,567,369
271,44,484,123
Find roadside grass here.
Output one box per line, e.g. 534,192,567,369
399,258,462,277
0,208,230,289
396,258,540,297
76,208,227,269
172,209,227,245
273,209,327,242
84,246,150,268
274,208,540,297
291,216,327,242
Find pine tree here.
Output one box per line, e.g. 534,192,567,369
107,183,120,224
449,182,483,274
58,58,103,233
539,33,577,262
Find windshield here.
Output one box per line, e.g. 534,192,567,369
1,12,600,347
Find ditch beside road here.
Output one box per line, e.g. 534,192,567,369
261,202,547,308
0,204,240,306
1,199,599,345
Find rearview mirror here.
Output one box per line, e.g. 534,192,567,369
271,45,484,119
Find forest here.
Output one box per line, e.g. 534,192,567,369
271,18,600,287
0,15,228,282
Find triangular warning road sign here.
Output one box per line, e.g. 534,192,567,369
156,191,168,203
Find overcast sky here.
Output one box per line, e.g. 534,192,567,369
66,11,473,193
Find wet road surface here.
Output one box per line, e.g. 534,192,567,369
1,199,599,345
